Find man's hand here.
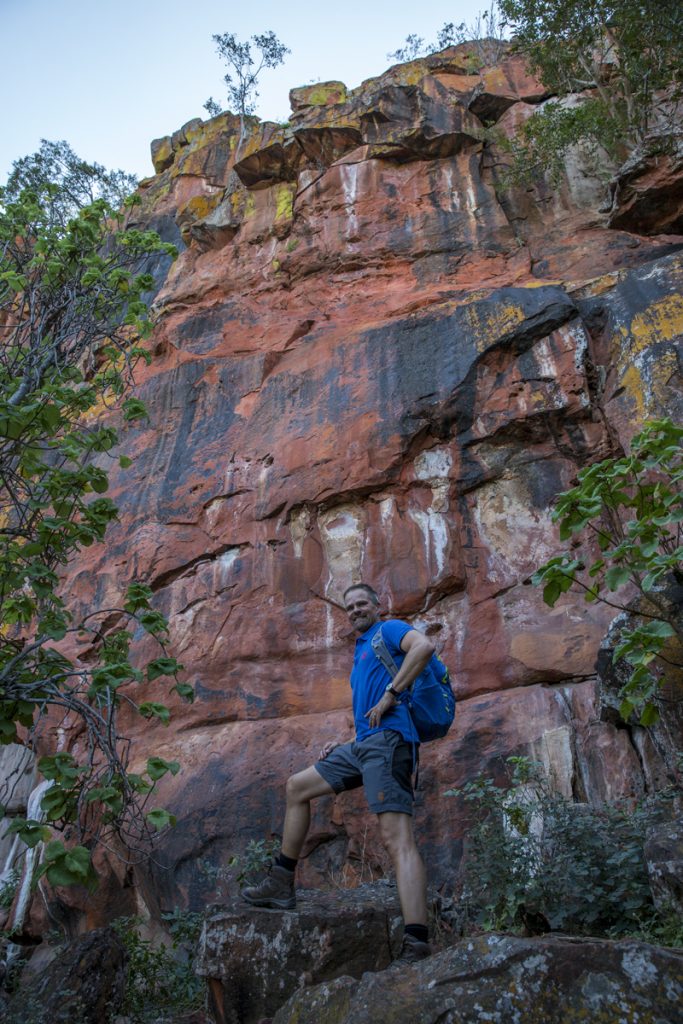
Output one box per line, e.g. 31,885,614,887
319,741,340,760
365,691,396,730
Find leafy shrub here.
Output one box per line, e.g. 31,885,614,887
0,867,20,909
200,836,279,901
532,418,683,723
447,757,677,938
112,911,204,1023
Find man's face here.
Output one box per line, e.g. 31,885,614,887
345,588,381,634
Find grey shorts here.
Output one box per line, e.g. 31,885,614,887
314,730,415,815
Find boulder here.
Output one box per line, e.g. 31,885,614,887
195,883,402,1024
272,933,683,1024
7,928,126,1023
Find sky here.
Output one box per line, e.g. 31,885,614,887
1,0,495,183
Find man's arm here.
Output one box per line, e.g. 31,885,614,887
365,629,435,730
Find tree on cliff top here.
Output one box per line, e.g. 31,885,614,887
204,30,290,136
0,157,190,888
497,0,683,179
387,3,509,68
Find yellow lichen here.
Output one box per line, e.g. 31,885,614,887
625,293,683,361
464,302,527,351
307,83,347,106
274,184,295,223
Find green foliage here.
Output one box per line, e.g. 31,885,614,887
446,757,676,937
203,97,224,118
0,167,190,887
498,0,683,178
113,911,205,1023
492,96,624,185
4,139,138,226
0,866,20,908
36,840,98,890
532,419,683,722
228,836,279,883
199,837,279,899
207,30,290,134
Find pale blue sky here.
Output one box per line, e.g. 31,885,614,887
2,0,493,182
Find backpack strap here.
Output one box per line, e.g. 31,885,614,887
371,626,399,679
371,625,420,784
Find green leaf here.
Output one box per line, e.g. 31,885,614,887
639,704,659,727
604,566,630,591
139,702,171,725
122,398,149,423
173,682,195,702
147,657,182,681
118,455,133,468
146,756,180,781
5,818,52,847
146,808,177,830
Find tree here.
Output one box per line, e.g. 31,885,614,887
203,97,224,119
387,3,509,67
205,30,290,137
0,168,190,888
532,419,683,725
497,0,683,178
4,139,138,227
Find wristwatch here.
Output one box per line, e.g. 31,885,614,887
385,683,401,699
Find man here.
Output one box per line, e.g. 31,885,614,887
242,582,436,965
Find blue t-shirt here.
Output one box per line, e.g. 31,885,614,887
351,619,419,744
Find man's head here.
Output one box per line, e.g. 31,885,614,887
343,583,381,634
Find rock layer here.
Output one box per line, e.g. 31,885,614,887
272,933,683,1024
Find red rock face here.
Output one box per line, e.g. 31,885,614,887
31,49,683,923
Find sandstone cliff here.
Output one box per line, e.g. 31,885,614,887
10,45,683,930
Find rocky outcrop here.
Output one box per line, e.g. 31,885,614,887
5,44,683,932
197,883,402,1024
5,928,127,1024
272,934,683,1024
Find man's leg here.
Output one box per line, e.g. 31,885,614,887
282,766,335,858
377,811,427,926
242,765,335,909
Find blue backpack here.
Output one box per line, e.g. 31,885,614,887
371,626,456,743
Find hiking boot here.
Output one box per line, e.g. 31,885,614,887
241,863,296,910
392,933,431,965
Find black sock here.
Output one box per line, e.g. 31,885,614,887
276,852,297,872
405,924,428,943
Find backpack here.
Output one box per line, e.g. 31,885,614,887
371,625,456,743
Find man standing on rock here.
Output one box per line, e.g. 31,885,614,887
242,582,435,965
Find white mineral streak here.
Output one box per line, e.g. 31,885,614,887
530,726,574,799
473,474,556,582
532,336,557,380
5,778,54,966
409,447,453,578
340,163,360,240
318,503,366,601
215,546,241,586
289,505,313,559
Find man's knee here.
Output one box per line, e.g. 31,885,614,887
285,771,307,803
378,812,417,855
286,765,332,804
